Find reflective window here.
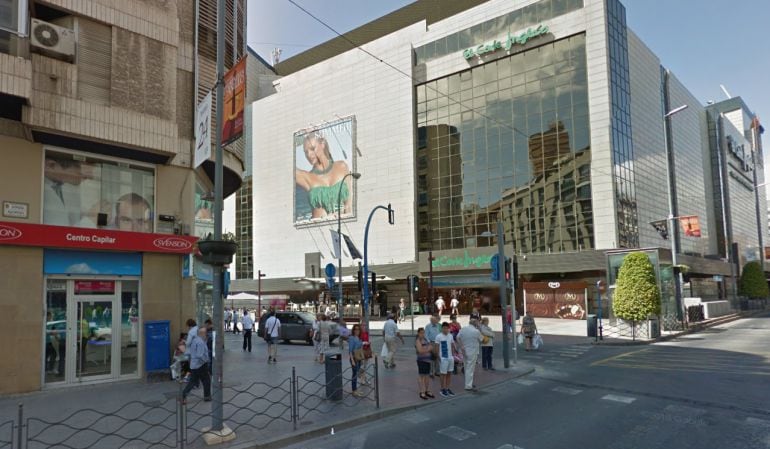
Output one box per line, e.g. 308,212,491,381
416,34,593,253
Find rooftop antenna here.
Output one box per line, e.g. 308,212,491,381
719,84,732,100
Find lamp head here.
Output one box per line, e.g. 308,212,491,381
351,172,362,180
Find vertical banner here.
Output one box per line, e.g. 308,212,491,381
679,215,701,237
222,57,247,145
194,91,213,168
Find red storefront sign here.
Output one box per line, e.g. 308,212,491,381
0,221,198,254
74,280,116,294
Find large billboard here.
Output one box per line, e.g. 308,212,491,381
293,116,356,225
43,150,155,233
222,57,246,145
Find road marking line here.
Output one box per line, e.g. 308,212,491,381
602,394,636,404
558,354,581,358
746,417,770,428
552,386,583,395
496,445,525,449
349,432,367,449
437,425,476,441
514,379,538,386
402,412,430,424
545,360,565,364
591,348,650,366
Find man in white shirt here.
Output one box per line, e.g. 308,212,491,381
457,318,484,391
435,296,446,318
382,313,404,369
450,297,460,315
264,312,281,363
241,310,254,353
232,309,240,334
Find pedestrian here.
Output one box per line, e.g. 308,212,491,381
181,327,211,404
399,298,406,323
317,314,331,364
232,309,240,334
435,322,456,397
424,314,441,377
470,307,482,321
184,318,198,348
224,308,232,332
241,310,254,352
480,317,495,370
435,296,446,317
450,297,460,316
449,314,461,339
382,313,404,368
348,324,365,397
312,313,321,359
521,311,538,351
414,327,435,400
457,319,483,391
204,319,214,375
359,322,371,386
264,311,281,363
337,318,350,351
171,332,188,380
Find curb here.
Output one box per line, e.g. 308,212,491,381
245,366,535,449
590,308,769,346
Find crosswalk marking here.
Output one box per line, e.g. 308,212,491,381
514,379,538,386
552,386,583,395
437,426,476,441
349,432,367,449
746,417,770,428
496,445,525,449
602,394,637,404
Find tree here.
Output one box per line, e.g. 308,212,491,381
739,261,769,298
612,252,661,321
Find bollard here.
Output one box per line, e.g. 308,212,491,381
374,356,380,409
17,403,23,449
291,367,297,430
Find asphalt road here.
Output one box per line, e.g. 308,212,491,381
283,312,770,449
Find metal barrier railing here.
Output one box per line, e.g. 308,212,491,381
6,357,380,449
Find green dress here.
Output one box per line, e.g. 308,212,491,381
308,180,349,214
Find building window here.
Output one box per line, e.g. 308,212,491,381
416,34,593,253
43,149,155,232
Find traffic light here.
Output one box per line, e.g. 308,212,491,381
371,271,377,293
357,267,363,291
512,259,519,289
504,257,512,282
412,275,420,292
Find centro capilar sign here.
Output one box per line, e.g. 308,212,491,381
463,24,549,60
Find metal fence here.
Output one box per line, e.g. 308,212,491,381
5,358,379,449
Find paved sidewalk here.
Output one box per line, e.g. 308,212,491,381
0,330,532,449
370,314,588,337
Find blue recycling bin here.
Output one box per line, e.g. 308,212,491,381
144,320,171,372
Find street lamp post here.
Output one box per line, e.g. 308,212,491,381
362,204,394,330
337,172,361,318
663,103,688,326
257,270,266,318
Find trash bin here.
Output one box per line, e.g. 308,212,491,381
324,352,343,401
587,314,597,338
144,320,170,372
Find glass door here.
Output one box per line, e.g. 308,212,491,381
74,298,117,381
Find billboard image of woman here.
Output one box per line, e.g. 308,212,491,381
294,117,356,224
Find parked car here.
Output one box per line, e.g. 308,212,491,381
256,311,339,345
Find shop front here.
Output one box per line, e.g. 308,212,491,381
0,221,197,389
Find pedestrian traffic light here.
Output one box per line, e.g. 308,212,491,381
357,267,363,291
412,275,420,292
504,257,512,282
371,271,377,293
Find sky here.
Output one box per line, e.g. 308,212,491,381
227,0,770,270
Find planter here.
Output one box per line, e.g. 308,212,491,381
616,317,660,340
198,240,238,266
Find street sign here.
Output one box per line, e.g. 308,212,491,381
325,263,336,278
194,91,212,168
490,254,500,281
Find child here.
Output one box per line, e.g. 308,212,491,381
171,333,189,381
435,322,456,397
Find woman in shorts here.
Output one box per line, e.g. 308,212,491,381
414,327,435,400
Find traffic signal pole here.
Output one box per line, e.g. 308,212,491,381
496,221,511,369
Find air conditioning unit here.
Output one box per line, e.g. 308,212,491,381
30,18,75,58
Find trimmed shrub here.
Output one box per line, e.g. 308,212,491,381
612,252,661,321
739,261,769,299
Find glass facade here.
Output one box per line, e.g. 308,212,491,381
414,0,584,65
416,34,593,253
606,0,638,248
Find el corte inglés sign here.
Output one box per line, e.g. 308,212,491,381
463,24,549,60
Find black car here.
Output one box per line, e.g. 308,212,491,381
257,311,339,345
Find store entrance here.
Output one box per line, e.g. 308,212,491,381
45,279,140,386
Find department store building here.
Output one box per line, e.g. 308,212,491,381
241,0,766,325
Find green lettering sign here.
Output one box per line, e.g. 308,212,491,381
463,24,549,60
431,250,495,269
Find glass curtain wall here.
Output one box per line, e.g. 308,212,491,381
416,34,593,253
